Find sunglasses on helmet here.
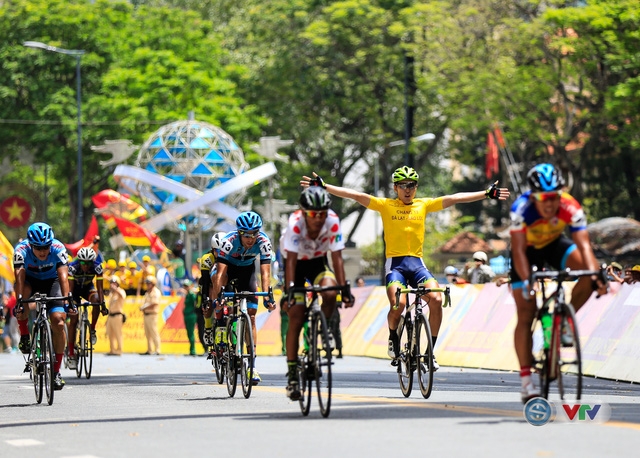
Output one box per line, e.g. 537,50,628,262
532,191,562,202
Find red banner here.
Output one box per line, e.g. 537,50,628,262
65,215,100,256
113,217,167,254
92,189,147,221
485,130,500,179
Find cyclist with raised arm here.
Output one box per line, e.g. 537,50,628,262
281,186,354,400
301,167,509,370
13,222,71,390
67,247,107,369
510,163,607,403
208,212,276,385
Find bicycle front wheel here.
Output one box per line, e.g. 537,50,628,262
298,355,312,416
238,312,255,399
30,327,43,404
397,316,413,397
415,313,434,399
41,320,55,405
211,344,225,384
225,319,238,397
82,319,93,379
311,310,332,417
555,303,582,401
75,321,84,378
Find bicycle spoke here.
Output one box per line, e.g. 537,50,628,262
31,328,43,404
556,305,582,401
240,314,255,399
84,320,93,379
225,320,237,397
313,311,332,417
298,355,311,416
42,321,55,405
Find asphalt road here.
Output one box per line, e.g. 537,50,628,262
1,352,639,458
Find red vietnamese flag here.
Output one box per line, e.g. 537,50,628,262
0,195,31,228
64,215,99,256
485,130,500,179
113,217,168,254
92,189,147,221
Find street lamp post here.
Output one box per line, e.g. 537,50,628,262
24,41,85,237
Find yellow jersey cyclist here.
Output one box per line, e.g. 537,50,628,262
67,247,107,369
301,167,509,369
281,186,354,400
201,231,225,348
509,163,607,403
208,212,277,384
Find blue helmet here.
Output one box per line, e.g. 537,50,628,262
236,211,263,231
527,163,565,192
27,222,54,247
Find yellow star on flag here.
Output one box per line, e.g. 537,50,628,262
5,199,26,222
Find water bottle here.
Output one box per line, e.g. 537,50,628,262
541,309,552,349
303,321,310,352
231,321,237,345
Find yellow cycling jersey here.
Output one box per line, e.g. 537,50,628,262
367,196,444,258
200,252,215,273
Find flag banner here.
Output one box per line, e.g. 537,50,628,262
64,215,100,256
112,217,168,254
92,189,147,221
485,130,500,179
0,229,15,282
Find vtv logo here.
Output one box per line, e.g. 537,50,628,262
559,403,610,423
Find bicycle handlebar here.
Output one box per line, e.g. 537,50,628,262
18,293,74,304
287,282,352,305
394,285,451,310
527,265,608,298
220,286,275,308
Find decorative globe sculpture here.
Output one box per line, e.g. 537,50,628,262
134,120,248,231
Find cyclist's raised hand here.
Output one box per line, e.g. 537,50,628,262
485,180,510,201
300,172,325,189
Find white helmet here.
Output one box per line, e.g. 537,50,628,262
473,251,488,263
444,266,458,275
210,232,227,250
77,247,97,262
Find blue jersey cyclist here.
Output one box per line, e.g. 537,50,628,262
301,167,509,371
13,222,71,390
66,247,107,369
208,211,277,384
509,164,607,403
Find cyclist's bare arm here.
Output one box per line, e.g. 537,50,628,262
571,229,607,294
300,173,371,208
331,250,354,308
510,231,531,286
441,186,510,209
284,252,297,293
57,265,70,296
13,267,26,299
259,262,276,311
210,262,228,301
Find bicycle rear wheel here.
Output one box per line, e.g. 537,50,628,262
225,319,238,397
555,304,582,401
311,310,332,417
531,308,550,399
397,316,413,397
212,345,225,384
82,319,93,379
415,313,434,399
41,320,55,405
298,354,312,416
30,327,43,404
238,313,255,399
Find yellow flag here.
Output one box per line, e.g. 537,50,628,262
0,229,15,283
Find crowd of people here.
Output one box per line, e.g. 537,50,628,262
2,162,639,404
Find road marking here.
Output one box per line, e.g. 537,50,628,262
5,439,45,447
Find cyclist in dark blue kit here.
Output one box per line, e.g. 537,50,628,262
67,247,107,369
13,222,71,390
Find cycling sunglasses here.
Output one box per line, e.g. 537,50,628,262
532,191,562,202
304,210,328,219
396,182,417,190
238,230,260,238
32,245,51,252
79,261,92,266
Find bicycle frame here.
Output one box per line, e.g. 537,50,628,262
73,301,102,379
20,293,71,405
528,266,607,401
288,282,351,418
394,285,451,399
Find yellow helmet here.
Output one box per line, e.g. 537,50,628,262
128,261,138,269
106,259,117,270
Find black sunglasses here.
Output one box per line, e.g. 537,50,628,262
396,182,417,190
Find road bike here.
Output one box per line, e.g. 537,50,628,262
394,285,451,399
19,293,72,405
71,300,105,379
528,266,607,402
213,286,274,399
287,282,351,418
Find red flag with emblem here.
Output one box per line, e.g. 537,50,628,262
64,216,99,256
112,217,168,254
